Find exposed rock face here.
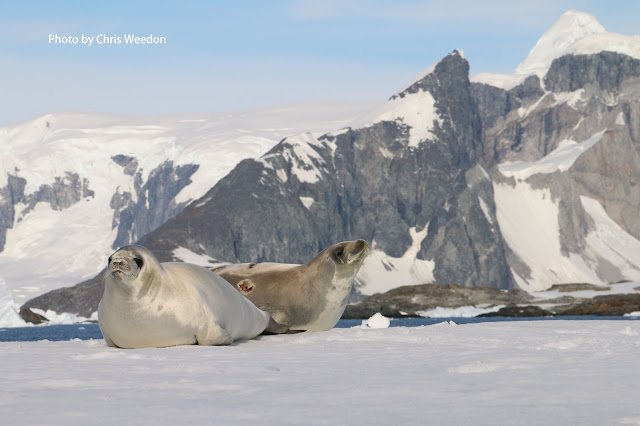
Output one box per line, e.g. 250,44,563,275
137,51,514,291
341,284,533,319
109,159,199,248
0,172,94,251
477,305,553,317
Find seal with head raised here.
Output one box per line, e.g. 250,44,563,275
98,245,289,349
212,240,369,332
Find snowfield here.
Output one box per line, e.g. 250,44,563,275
2,321,640,425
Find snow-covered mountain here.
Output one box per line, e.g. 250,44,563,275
14,9,640,323
0,103,373,310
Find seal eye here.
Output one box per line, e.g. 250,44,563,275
335,248,344,258
108,256,113,264
134,257,144,269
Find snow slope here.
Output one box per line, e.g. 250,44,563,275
0,102,374,305
472,10,640,89
1,321,640,425
494,128,640,291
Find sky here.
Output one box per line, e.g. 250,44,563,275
0,0,639,126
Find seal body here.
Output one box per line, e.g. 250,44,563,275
213,240,369,332
98,245,278,348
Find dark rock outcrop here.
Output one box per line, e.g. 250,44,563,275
547,283,611,292
110,160,199,248
477,305,553,317
19,307,49,324
556,293,640,316
341,283,533,319
21,276,105,320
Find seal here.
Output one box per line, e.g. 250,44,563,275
98,245,289,349
212,240,369,332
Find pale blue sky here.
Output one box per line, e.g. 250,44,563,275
1,1,638,125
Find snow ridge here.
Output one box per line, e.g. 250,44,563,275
472,10,640,89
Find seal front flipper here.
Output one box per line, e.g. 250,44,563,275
260,316,290,335
260,316,305,335
196,326,234,346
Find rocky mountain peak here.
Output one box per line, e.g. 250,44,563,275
516,10,606,76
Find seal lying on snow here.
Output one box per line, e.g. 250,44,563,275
212,240,369,332
98,245,289,349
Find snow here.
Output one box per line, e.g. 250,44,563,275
515,10,606,76
172,247,225,268
493,182,601,291
580,196,640,282
477,196,493,225
494,181,640,291
276,133,326,184
349,89,441,148
299,196,314,209
356,227,435,296
0,273,26,328
499,130,605,180
471,10,640,90
0,102,372,300
2,321,640,424
418,305,505,318
616,112,626,125
360,312,390,328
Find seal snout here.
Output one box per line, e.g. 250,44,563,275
347,240,370,264
109,257,131,272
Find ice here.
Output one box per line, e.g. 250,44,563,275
1,321,640,424
0,273,26,328
30,309,98,325
360,312,390,328
418,305,505,318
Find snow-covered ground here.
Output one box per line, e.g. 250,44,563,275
1,321,640,425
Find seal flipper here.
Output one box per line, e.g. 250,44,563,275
103,334,117,348
261,316,305,335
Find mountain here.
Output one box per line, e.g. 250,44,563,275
15,9,640,322
0,103,373,314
